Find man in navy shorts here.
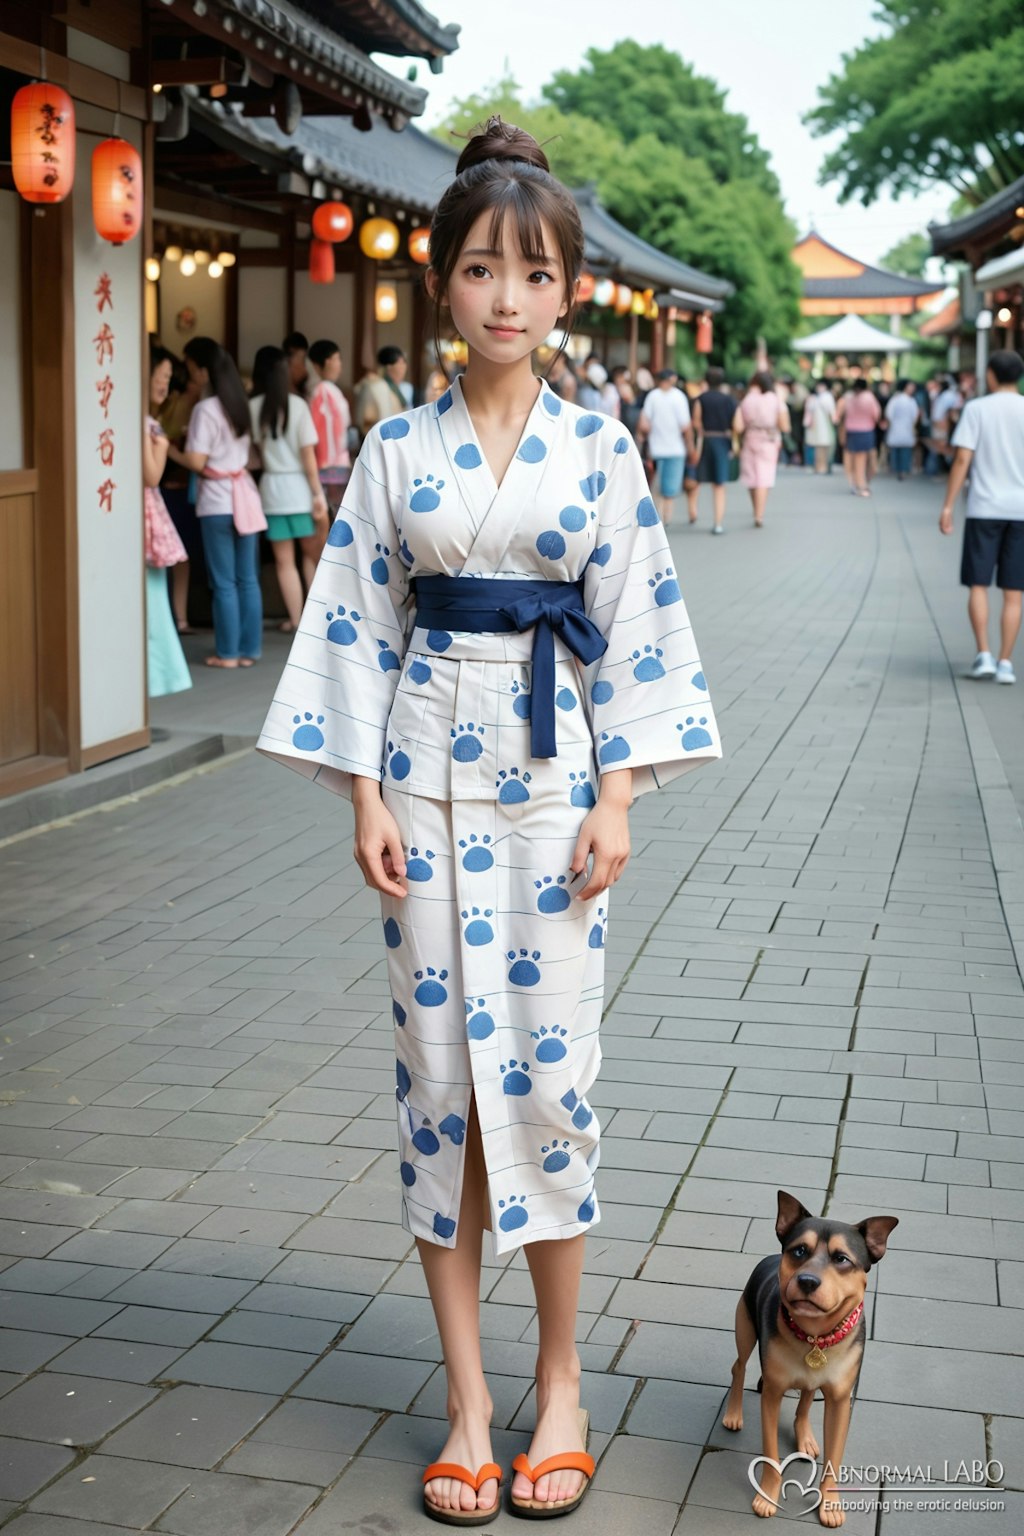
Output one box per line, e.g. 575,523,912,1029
940,350,1024,684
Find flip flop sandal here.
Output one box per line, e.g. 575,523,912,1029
508,1408,595,1519
422,1461,502,1526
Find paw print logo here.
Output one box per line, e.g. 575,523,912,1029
497,767,532,804
465,997,495,1040
461,907,495,946
438,1112,466,1146
451,722,485,762
559,504,587,532
500,1060,532,1096
535,875,570,914
677,716,713,751
498,1193,529,1232
433,1212,457,1239
507,949,542,987
569,770,596,809
632,645,665,682
385,739,411,781
377,638,401,673
560,1086,594,1131
599,731,631,765
383,917,402,950
636,496,659,527
370,543,391,585
648,567,682,607
427,629,453,653
541,1140,572,1173
411,1115,440,1156
588,905,607,950
691,669,707,691
579,470,607,501
408,658,433,686
591,680,614,706
511,680,532,720
578,1193,597,1224
555,686,577,713
292,713,324,750
406,846,435,881
409,473,446,513
327,517,353,547
326,605,361,645
459,834,494,872
532,1024,568,1062
414,967,449,1006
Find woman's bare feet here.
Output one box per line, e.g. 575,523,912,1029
423,1398,498,1518
511,1364,586,1508
204,655,239,668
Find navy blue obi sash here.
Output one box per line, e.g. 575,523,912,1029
410,575,608,759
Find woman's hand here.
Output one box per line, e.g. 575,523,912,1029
570,772,632,900
311,489,329,523
352,780,407,897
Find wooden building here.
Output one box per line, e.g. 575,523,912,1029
929,176,1024,363
792,231,944,318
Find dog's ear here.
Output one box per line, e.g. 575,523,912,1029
776,1190,813,1244
856,1215,899,1264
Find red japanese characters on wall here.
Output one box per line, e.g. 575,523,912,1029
92,273,116,511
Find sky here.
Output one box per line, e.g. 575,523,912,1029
393,0,953,272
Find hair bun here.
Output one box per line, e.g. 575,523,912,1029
456,115,549,176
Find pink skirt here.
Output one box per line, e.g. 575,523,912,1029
740,435,780,490
145,486,188,568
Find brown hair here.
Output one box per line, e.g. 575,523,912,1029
750,369,774,393
428,116,584,372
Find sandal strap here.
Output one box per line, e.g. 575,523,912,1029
422,1461,502,1490
511,1450,595,1482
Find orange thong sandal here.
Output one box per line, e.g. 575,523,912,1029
509,1408,595,1519
422,1460,502,1526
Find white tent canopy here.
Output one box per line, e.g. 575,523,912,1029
793,313,913,353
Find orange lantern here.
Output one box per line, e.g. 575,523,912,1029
408,226,431,265
696,312,714,353
92,138,142,244
11,83,76,204
359,217,400,260
614,284,633,316
577,272,596,304
312,201,353,243
309,238,335,284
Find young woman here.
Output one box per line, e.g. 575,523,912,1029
257,118,721,1525
734,370,789,528
249,345,328,633
803,378,837,476
143,347,191,697
837,378,881,497
167,337,262,668
308,338,353,506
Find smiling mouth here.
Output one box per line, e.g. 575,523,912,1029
485,325,525,335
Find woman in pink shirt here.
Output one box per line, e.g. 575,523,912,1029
308,339,352,510
734,371,791,528
837,379,882,498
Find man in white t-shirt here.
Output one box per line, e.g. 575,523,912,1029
940,349,1024,684
638,369,695,525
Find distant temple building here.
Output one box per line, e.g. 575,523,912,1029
792,231,944,318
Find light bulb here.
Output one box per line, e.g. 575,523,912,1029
216,251,236,267
996,306,1013,324
194,249,210,266
208,260,223,278
145,257,161,282
180,254,196,276
164,244,182,262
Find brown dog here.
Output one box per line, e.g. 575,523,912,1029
722,1191,898,1527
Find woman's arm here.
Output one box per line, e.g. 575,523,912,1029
778,402,792,433
142,424,169,489
732,406,744,436
300,443,328,521
167,443,209,473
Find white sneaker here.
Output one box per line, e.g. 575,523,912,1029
996,659,1016,685
970,651,997,679
711,525,724,536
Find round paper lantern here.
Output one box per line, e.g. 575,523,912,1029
375,283,398,323
92,138,143,244
614,284,633,316
630,291,647,317
592,278,615,308
576,272,596,304
312,201,353,243
696,312,714,354
11,84,76,204
408,226,431,265
359,217,400,260
309,238,335,284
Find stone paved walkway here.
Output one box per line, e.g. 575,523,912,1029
1,466,1022,1535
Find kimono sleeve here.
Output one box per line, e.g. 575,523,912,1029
255,426,412,798
581,437,722,798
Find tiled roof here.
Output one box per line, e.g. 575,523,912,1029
929,176,1024,260
573,186,734,304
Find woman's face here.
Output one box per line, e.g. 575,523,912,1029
319,351,342,383
185,356,207,390
150,359,173,409
434,210,571,368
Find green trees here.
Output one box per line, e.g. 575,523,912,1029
879,233,932,277
806,0,1024,205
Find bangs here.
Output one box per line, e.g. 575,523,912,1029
485,184,555,268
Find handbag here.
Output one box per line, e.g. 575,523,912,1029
727,453,740,483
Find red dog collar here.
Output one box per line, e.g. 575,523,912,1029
782,1300,864,1368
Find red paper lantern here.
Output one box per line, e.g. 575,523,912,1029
309,238,335,284
576,272,596,304
696,313,714,354
11,83,76,204
312,201,353,243
408,226,431,265
92,138,142,244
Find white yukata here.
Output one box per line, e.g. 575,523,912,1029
257,374,721,1255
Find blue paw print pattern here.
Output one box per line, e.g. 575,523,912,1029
370,544,391,585
327,517,353,547
292,713,324,750
648,567,682,607
497,767,532,803
541,1139,572,1173
599,731,631,765
511,680,531,719
326,605,361,645
377,638,401,673
414,967,449,1006
614,436,629,454
451,722,485,761
517,434,546,463
577,1194,596,1224
590,541,613,568
436,388,453,415
439,1112,466,1145
555,686,576,712
400,1160,416,1186
433,1212,457,1239
408,658,433,685
536,529,566,560
691,669,707,691
559,504,587,532
459,834,494,871
385,739,411,781
379,416,410,441
589,905,607,949
678,716,713,751
591,680,614,705
579,470,607,501
427,629,453,653
535,875,570,914
466,997,496,1040
396,1058,412,1101
637,496,659,526
561,1086,594,1130
383,916,402,949
532,1024,568,1061
409,474,445,512
498,1194,529,1232
393,999,407,1027
412,1116,440,1156
507,948,542,986
500,1059,532,1096
542,392,562,417
398,537,414,568
569,770,596,808
633,645,665,681
454,442,482,469
575,413,604,438
406,846,436,881
461,907,495,946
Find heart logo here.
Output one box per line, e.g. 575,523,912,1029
747,1451,823,1512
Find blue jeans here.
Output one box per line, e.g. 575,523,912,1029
200,515,262,659
890,446,912,476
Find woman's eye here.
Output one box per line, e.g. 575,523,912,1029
529,270,554,284
466,265,491,279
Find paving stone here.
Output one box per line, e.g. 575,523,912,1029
0,1372,156,1446
167,1342,316,1394
41,1337,184,1383
153,1470,319,1536
99,1385,276,1467
293,1350,434,1411
0,1437,76,1501
92,1308,218,1347
102,1271,257,1313
29,1454,193,1525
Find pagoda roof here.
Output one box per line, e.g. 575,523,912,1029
298,1,460,67
929,175,1024,264
573,185,733,309
793,231,944,315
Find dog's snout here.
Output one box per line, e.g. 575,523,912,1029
796,1272,820,1293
